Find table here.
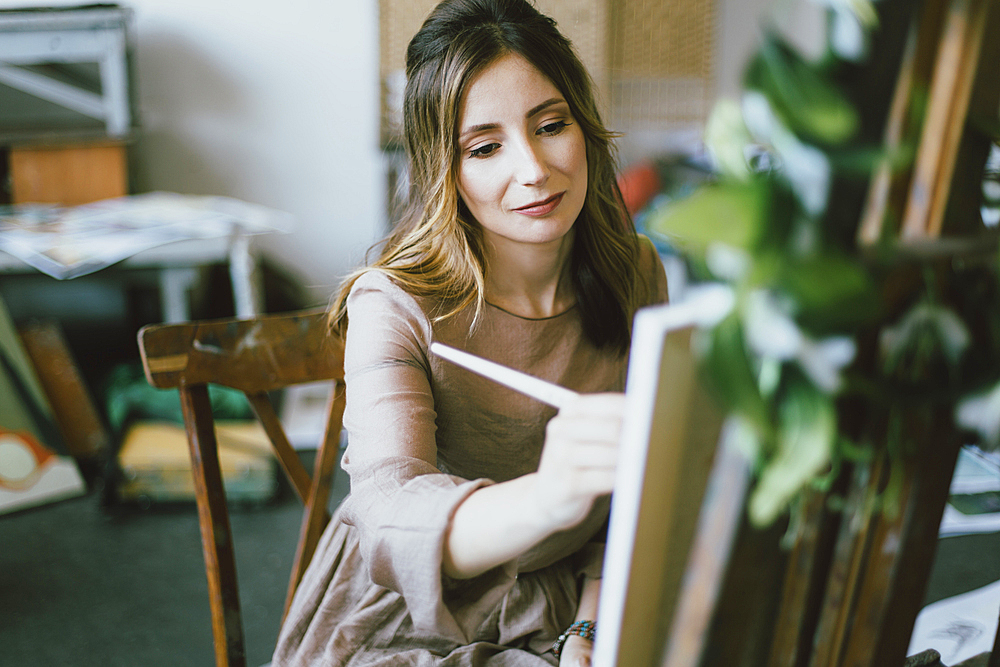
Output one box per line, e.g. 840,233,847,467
0,192,292,322
0,235,258,323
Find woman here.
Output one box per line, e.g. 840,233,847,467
273,0,668,664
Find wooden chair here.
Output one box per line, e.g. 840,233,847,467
137,308,346,667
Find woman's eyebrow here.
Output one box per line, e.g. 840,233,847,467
459,98,568,140
525,97,565,118
460,122,499,139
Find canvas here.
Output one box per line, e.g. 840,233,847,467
0,294,84,514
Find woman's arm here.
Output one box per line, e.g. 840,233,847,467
442,393,625,579
558,576,600,666
341,274,618,642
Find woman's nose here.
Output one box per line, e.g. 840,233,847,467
515,141,550,186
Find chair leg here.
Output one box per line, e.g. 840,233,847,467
284,382,346,619
245,392,314,504
180,384,247,667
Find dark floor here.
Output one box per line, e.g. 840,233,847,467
0,452,350,667
925,533,1000,605
1,457,997,666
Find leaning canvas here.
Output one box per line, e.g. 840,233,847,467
595,300,747,667
0,295,85,514
0,429,85,514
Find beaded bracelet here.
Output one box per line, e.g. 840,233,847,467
551,619,596,660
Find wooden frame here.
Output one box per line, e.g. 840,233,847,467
596,1,1000,664
595,305,733,667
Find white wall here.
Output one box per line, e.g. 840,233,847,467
1,0,384,306
130,0,383,305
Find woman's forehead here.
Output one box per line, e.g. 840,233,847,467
458,53,564,128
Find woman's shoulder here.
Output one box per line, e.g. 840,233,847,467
350,269,402,295
636,234,657,264
347,270,436,332
349,270,428,309
635,234,670,306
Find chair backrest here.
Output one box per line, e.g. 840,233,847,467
137,308,345,667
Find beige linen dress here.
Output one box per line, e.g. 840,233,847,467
273,238,668,666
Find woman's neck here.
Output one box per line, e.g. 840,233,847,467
483,236,575,319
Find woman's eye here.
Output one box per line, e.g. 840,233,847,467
538,120,570,135
469,142,500,158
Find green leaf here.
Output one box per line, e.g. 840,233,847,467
776,254,879,331
705,99,754,181
645,181,769,254
700,315,772,435
746,36,859,146
749,379,836,526
881,302,971,379
827,143,913,176
743,251,878,332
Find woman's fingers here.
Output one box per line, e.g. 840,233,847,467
546,417,622,448
539,439,618,474
533,392,627,528
564,443,618,468
559,634,594,667
567,468,618,495
547,393,626,442
558,392,627,418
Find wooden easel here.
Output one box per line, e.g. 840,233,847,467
599,1,1000,666
769,0,1000,665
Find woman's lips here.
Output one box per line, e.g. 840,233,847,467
513,192,564,217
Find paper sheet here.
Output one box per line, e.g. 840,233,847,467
908,580,1000,665
940,447,1000,538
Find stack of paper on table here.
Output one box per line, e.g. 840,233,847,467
908,580,1000,665
939,446,1000,537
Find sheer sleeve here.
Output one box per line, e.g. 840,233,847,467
337,272,517,643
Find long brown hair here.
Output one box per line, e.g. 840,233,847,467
330,0,640,351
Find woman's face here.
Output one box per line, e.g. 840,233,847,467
455,53,587,256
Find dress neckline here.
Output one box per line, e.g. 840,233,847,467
484,300,578,321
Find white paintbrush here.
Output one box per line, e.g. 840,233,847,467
430,342,579,409
430,285,735,410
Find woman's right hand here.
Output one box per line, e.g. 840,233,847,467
559,635,594,667
532,392,626,530
443,392,626,579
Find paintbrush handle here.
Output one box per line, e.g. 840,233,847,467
430,342,578,409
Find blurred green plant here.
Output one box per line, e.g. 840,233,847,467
104,363,252,436
645,1,1000,528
